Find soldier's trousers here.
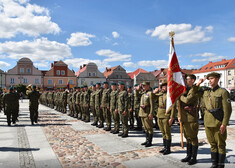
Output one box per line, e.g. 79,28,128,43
205,125,227,154
141,117,153,135
29,103,39,123
90,106,98,124
183,122,199,146
119,111,128,134
129,109,134,127
103,107,111,128
84,106,90,121
6,109,17,124
158,118,171,140
63,102,67,113
111,109,120,131
76,104,81,118
134,108,142,128
96,106,104,125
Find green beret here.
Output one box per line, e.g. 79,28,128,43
10,87,14,91
118,82,125,85
33,85,36,89
73,87,77,89
111,82,117,86
206,72,221,79
153,86,158,90
77,87,80,89
142,81,150,86
83,85,88,88
186,74,196,80
81,86,84,88
134,84,139,87
103,81,109,85
92,84,96,87
127,85,132,89
96,82,101,85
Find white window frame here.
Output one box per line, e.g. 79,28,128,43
20,68,24,74
10,78,15,84
48,79,52,85
56,70,60,75
61,70,65,76
59,79,63,85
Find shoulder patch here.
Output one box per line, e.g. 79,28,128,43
227,98,232,103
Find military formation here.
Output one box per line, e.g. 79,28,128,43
0,71,232,168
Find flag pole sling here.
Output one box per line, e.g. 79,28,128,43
178,100,184,148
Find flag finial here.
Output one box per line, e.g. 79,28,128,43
169,31,175,38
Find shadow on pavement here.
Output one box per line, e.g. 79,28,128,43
0,147,40,152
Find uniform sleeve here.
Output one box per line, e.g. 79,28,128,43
170,103,176,119
222,90,232,126
149,92,154,116
124,91,128,112
180,85,198,104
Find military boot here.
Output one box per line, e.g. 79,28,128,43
218,153,226,168
159,139,166,153
188,145,198,165
210,152,218,168
181,143,192,162
145,134,153,147
141,133,149,145
163,139,171,155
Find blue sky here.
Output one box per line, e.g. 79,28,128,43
0,0,235,73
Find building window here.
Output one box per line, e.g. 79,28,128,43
35,78,39,84
23,78,28,84
61,70,65,75
10,78,14,84
81,79,85,85
228,70,231,75
48,79,52,85
197,76,199,79
116,75,118,78
68,79,73,84
208,83,210,86
120,75,122,79
90,81,94,85
93,73,96,76
20,68,24,73
27,68,31,74
228,80,232,85
204,75,207,78
59,79,63,84
219,81,222,86
88,72,92,76
56,70,60,75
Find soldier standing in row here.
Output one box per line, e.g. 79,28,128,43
0,88,3,112
134,84,142,131
90,85,97,126
80,86,85,120
62,89,68,113
110,83,119,134
28,85,40,125
95,83,104,128
116,82,128,138
127,86,134,129
75,87,81,119
3,87,19,126
179,74,199,165
197,72,232,168
137,82,154,147
83,85,90,122
102,82,111,131
154,81,175,154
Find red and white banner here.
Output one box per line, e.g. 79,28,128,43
166,37,186,113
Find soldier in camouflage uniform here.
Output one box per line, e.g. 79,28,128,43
28,85,41,125
0,88,3,112
67,89,72,115
197,72,232,168
95,83,104,128
110,83,119,134
127,86,134,129
101,82,111,131
90,85,97,126
134,84,142,131
75,87,81,119
83,85,90,122
116,82,128,138
80,86,85,120
71,87,77,117
3,87,19,126
62,89,68,113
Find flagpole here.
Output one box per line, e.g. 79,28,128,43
169,31,184,149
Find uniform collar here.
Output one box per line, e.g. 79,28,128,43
212,85,219,92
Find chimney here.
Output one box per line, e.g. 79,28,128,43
80,66,82,69
209,61,212,63
106,67,108,71
83,64,87,67
51,63,54,68
222,59,226,61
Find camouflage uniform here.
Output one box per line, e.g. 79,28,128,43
90,88,97,125
101,87,111,130
95,86,103,128
110,84,119,133
83,87,90,122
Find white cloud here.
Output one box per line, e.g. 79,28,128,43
0,61,10,68
192,56,226,62
227,37,235,42
96,49,131,62
146,24,213,44
0,37,72,62
67,32,95,46
181,65,199,69
34,62,50,68
0,0,60,39
193,52,216,57
64,58,109,70
112,31,120,38
138,60,168,69
123,62,137,68
113,42,119,46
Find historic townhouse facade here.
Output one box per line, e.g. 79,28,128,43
0,69,6,88
6,57,43,88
